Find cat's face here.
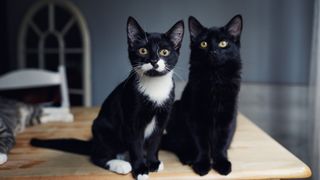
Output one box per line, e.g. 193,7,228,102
189,15,242,66
127,17,184,77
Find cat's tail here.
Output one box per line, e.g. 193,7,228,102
30,138,92,156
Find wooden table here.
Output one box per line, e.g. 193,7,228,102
0,107,311,180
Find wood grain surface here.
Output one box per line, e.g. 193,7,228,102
0,107,312,180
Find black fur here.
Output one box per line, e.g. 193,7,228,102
31,17,184,179
162,15,242,176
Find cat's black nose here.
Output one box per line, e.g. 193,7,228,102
150,60,159,68
210,50,218,56
151,62,159,69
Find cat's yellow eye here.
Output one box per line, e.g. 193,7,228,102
218,40,228,48
159,49,170,56
200,41,208,48
138,48,148,55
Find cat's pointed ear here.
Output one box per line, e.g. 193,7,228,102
166,20,184,50
127,17,146,47
225,14,243,39
189,16,205,41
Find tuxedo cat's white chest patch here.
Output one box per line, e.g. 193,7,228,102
137,71,173,105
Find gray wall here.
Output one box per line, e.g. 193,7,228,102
6,0,314,105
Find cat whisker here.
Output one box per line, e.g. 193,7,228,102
164,67,185,81
122,67,140,88
172,71,185,81
170,65,187,73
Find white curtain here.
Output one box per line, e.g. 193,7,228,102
309,0,320,179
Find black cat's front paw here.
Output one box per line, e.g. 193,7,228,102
192,159,211,176
148,160,164,172
212,159,232,175
132,163,149,180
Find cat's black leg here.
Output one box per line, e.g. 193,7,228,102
174,113,197,166
145,113,169,172
90,134,116,169
210,114,236,175
145,133,162,172
170,104,197,165
128,134,149,178
189,121,211,176
91,120,132,175
161,127,196,165
174,144,197,165
91,137,133,175
210,134,232,175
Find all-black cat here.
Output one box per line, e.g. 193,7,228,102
162,15,242,176
31,17,184,180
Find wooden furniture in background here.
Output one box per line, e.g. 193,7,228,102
18,0,91,106
0,107,311,180
0,66,73,122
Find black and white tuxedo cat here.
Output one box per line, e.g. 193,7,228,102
31,17,184,180
162,15,242,176
90,17,184,179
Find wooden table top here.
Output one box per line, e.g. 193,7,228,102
0,107,311,180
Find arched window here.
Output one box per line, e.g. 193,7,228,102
18,0,91,106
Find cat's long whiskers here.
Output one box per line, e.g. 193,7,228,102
173,65,187,70
166,64,187,72
172,70,185,81
122,66,140,88
170,66,188,74
173,69,187,76
174,71,185,81
166,67,185,81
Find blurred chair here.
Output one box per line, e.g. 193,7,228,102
0,66,73,123
18,0,91,106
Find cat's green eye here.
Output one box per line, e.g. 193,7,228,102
138,48,148,55
218,40,228,48
159,49,170,56
200,41,208,48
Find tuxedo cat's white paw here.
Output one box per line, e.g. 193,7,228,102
106,159,132,174
137,174,149,180
0,153,8,165
157,161,164,172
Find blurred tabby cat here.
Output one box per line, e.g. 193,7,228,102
0,96,71,165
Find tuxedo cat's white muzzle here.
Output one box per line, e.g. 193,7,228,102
141,63,153,72
155,59,166,72
140,59,166,73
